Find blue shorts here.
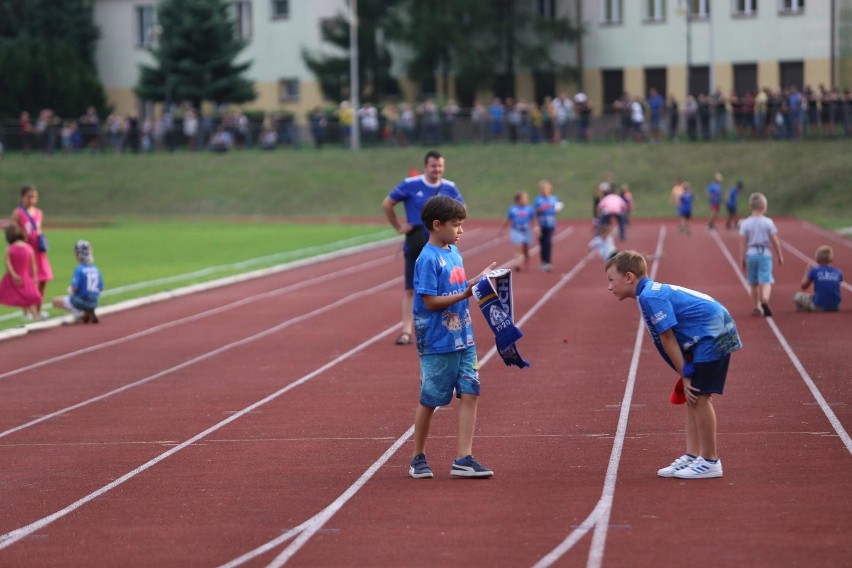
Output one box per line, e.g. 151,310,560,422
510,228,533,245
419,347,480,407
691,356,730,396
746,255,774,285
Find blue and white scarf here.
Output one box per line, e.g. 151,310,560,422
471,269,530,368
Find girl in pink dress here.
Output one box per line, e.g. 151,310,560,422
0,225,41,320
11,185,52,317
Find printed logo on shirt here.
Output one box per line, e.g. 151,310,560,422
650,310,667,325
416,190,424,197
449,266,466,285
438,257,446,268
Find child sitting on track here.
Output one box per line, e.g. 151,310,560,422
52,240,104,324
793,245,843,312
409,195,495,479
605,251,742,479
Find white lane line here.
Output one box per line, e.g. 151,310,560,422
219,244,594,568
780,239,852,293
533,227,666,568
0,324,402,551
710,230,852,457
800,221,852,250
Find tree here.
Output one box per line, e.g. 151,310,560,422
386,0,580,104
135,0,255,109
301,0,401,103
0,0,100,66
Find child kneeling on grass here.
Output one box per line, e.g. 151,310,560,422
605,251,742,479
409,195,496,479
52,240,103,324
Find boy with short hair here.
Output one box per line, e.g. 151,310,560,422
409,195,495,479
605,251,742,479
52,240,103,324
739,192,784,317
793,245,843,312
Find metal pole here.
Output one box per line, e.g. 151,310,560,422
686,4,692,98
349,0,361,150
708,1,715,94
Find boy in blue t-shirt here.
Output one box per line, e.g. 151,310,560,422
725,180,743,230
497,191,537,272
51,240,104,324
706,172,724,230
605,251,742,479
794,245,843,312
678,183,694,236
409,195,495,480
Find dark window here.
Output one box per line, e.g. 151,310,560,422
271,0,289,20
733,63,758,95
537,0,556,19
533,72,556,105
779,61,804,90
602,69,624,113
645,67,667,97
688,65,709,96
492,73,515,100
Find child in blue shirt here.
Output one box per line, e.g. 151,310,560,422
725,180,743,229
605,251,742,479
794,245,843,312
678,183,694,236
498,191,537,272
51,240,104,324
410,195,495,479
533,179,561,272
706,172,724,230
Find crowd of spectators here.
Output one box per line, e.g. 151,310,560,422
4,83,851,155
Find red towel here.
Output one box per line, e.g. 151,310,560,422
671,378,686,405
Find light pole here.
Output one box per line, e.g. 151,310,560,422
349,0,361,150
676,1,692,98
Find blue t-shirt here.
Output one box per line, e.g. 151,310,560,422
636,277,742,366
678,192,694,216
808,265,843,310
507,204,535,232
706,182,723,205
533,195,559,229
387,175,464,248
413,243,475,355
648,94,665,119
726,186,739,209
72,263,104,302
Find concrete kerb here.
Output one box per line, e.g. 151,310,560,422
0,236,399,344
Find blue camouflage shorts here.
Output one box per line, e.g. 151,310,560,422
419,347,480,407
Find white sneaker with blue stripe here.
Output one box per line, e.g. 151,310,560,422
673,457,723,479
450,455,493,478
657,454,696,477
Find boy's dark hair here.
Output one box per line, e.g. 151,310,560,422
421,195,466,230
423,150,443,164
5,224,24,244
604,250,648,278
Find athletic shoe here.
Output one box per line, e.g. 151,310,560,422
450,455,493,478
657,454,696,477
39,310,49,319
673,457,723,479
760,302,773,317
409,453,433,479
541,263,552,272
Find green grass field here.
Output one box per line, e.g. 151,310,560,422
0,141,848,329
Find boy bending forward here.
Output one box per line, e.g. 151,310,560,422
605,251,742,479
409,195,495,479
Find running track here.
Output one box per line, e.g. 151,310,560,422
0,218,850,567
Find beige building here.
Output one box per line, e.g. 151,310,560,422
95,0,852,118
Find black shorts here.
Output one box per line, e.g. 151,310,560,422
403,227,428,290
691,355,730,395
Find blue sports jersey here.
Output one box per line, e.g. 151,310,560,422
71,263,104,302
413,243,475,355
808,265,843,310
387,175,464,247
533,195,559,229
706,182,723,205
678,192,694,216
636,277,742,367
726,186,739,209
507,205,535,232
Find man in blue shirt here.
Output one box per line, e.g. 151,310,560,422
605,250,742,480
382,151,464,346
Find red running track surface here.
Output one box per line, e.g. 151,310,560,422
0,218,850,567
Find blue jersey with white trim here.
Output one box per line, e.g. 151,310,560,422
636,277,742,367
387,175,464,229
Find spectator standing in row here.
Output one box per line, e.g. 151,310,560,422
647,88,665,142
667,94,680,141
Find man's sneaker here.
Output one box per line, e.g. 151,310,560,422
409,453,433,479
657,454,696,477
673,457,723,479
450,455,493,478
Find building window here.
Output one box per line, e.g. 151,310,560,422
229,1,252,40
644,0,667,22
537,0,556,19
601,0,622,24
601,69,624,113
779,0,804,13
271,0,289,20
279,78,300,102
733,0,757,16
688,0,711,19
134,5,157,48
